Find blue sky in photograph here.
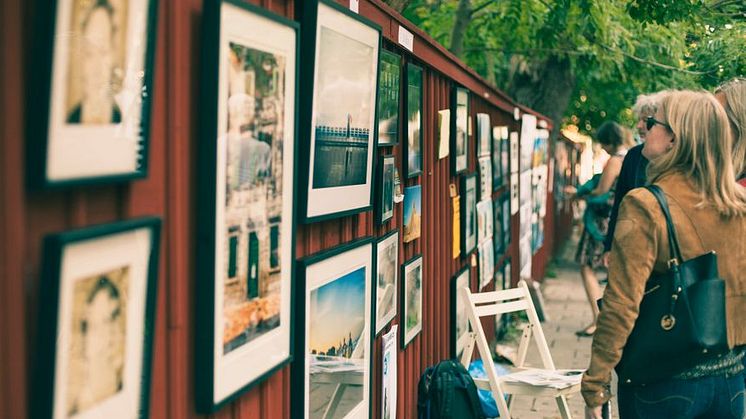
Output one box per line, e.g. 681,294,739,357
403,185,422,225
309,267,366,352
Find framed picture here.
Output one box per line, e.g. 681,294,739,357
451,267,471,359
299,0,381,222
195,1,297,411
375,230,399,334
502,193,511,251
402,255,423,348
476,113,491,157
461,173,477,256
491,127,502,191
403,185,422,243
376,154,396,225
451,86,469,174
295,238,374,419
405,63,424,178
476,199,493,244
377,50,400,147
27,0,159,187
493,198,504,258
32,218,161,419
437,109,450,159
479,238,495,290
478,156,492,201
500,129,510,185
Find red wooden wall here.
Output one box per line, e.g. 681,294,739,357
0,0,554,418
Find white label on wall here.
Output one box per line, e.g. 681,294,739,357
350,0,359,13
398,26,414,52
513,107,521,120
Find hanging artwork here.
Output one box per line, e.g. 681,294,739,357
478,156,493,201
461,173,477,256
493,198,504,258
492,126,507,190
300,0,381,221
375,230,399,334
476,113,491,157
502,193,511,252
438,109,450,159
451,267,471,359
476,199,493,244
406,63,423,178
377,155,396,225
451,87,469,174
195,1,297,411
479,238,495,290
377,50,400,147
33,218,161,419
381,326,398,419
401,255,423,348
28,0,159,187
500,129,510,186
403,185,422,243
296,239,374,419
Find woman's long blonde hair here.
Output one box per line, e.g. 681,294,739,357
647,90,746,217
715,78,746,177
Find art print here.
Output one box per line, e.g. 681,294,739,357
479,238,494,290
377,155,395,224
451,267,470,359
461,174,477,256
476,199,493,244
492,126,507,190
402,256,423,347
451,87,469,174
493,198,504,258
403,185,422,243
405,63,423,178
375,230,399,334
377,50,400,146
476,113,491,157
478,156,492,201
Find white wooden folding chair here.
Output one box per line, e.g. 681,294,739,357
459,280,581,419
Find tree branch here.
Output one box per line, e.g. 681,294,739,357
469,0,497,17
598,44,718,75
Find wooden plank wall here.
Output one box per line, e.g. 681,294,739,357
0,0,555,418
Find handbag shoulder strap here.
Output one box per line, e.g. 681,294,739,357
645,185,683,264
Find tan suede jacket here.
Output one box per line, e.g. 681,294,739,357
581,171,746,407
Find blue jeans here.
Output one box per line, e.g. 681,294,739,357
617,373,745,418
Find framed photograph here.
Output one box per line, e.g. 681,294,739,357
510,131,519,175
405,63,423,178
377,50,400,147
476,113,491,157
402,255,423,348
478,156,492,201
510,172,519,214
500,129,510,186
32,218,161,419
376,155,396,225
491,127,502,190
299,0,381,222
476,199,493,244
195,1,297,411
27,0,159,187
461,173,478,256
403,185,422,243
479,238,495,290
451,86,469,174
451,267,471,359
295,238,374,419
375,230,399,334
502,193,511,251
493,198,504,258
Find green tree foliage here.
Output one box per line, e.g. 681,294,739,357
399,0,745,137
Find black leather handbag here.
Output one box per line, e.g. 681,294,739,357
615,185,729,385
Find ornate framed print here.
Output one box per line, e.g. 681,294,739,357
451,267,471,359
403,185,422,243
377,50,401,147
195,1,297,412
451,86,469,174
32,218,161,419
461,173,477,257
299,0,381,222
401,255,423,348
294,238,374,419
375,230,399,334
476,113,491,157
377,154,396,225
405,63,423,178
27,0,159,188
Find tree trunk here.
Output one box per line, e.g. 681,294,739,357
450,0,471,58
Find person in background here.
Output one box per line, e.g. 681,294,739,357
582,90,746,419
565,121,634,337
715,78,746,186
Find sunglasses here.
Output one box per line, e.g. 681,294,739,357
646,116,671,131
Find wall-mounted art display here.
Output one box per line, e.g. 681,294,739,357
476,199,493,244
493,198,504,257
491,126,506,190
403,185,422,243
381,325,398,419
451,267,471,359
461,173,477,256
195,1,297,412
32,218,161,419
299,0,381,222
502,193,511,251
476,113,491,157
478,156,493,201
296,238,374,419
27,0,159,187
375,230,399,334
500,130,510,186
478,238,495,290
402,255,423,348
377,155,396,225
377,50,400,147
438,109,450,159
406,63,423,178
451,87,469,174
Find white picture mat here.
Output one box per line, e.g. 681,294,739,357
519,114,537,173
306,2,379,218
47,0,150,181
478,156,492,201
381,325,398,419
212,3,295,402
476,113,491,157
437,109,450,159
454,271,470,357
510,173,519,215
376,233,399,334
403,257,423,345
53,227,153,419
304,243,373,419
509,131,519,175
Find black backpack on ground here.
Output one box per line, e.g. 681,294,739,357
417,359,486,419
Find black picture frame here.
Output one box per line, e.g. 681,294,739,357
195,1,298,412
451,86,469,174
297,0,382,223
375,229,399,335
376,154,396,225
401,255,424,348
492,126,505,191
32,217,161,419
377,49,401,147
451,266,471,359
293,238,375,419
461,172,478,257
502,192,511,253
494,197,504,258
405,62,423,178
26,0,159,188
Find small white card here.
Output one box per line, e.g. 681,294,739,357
398,25,414,52
350,0,359,13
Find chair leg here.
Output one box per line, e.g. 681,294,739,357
555,395,572,419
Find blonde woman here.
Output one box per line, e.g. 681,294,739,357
582,90,746,419
715,78,746,186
